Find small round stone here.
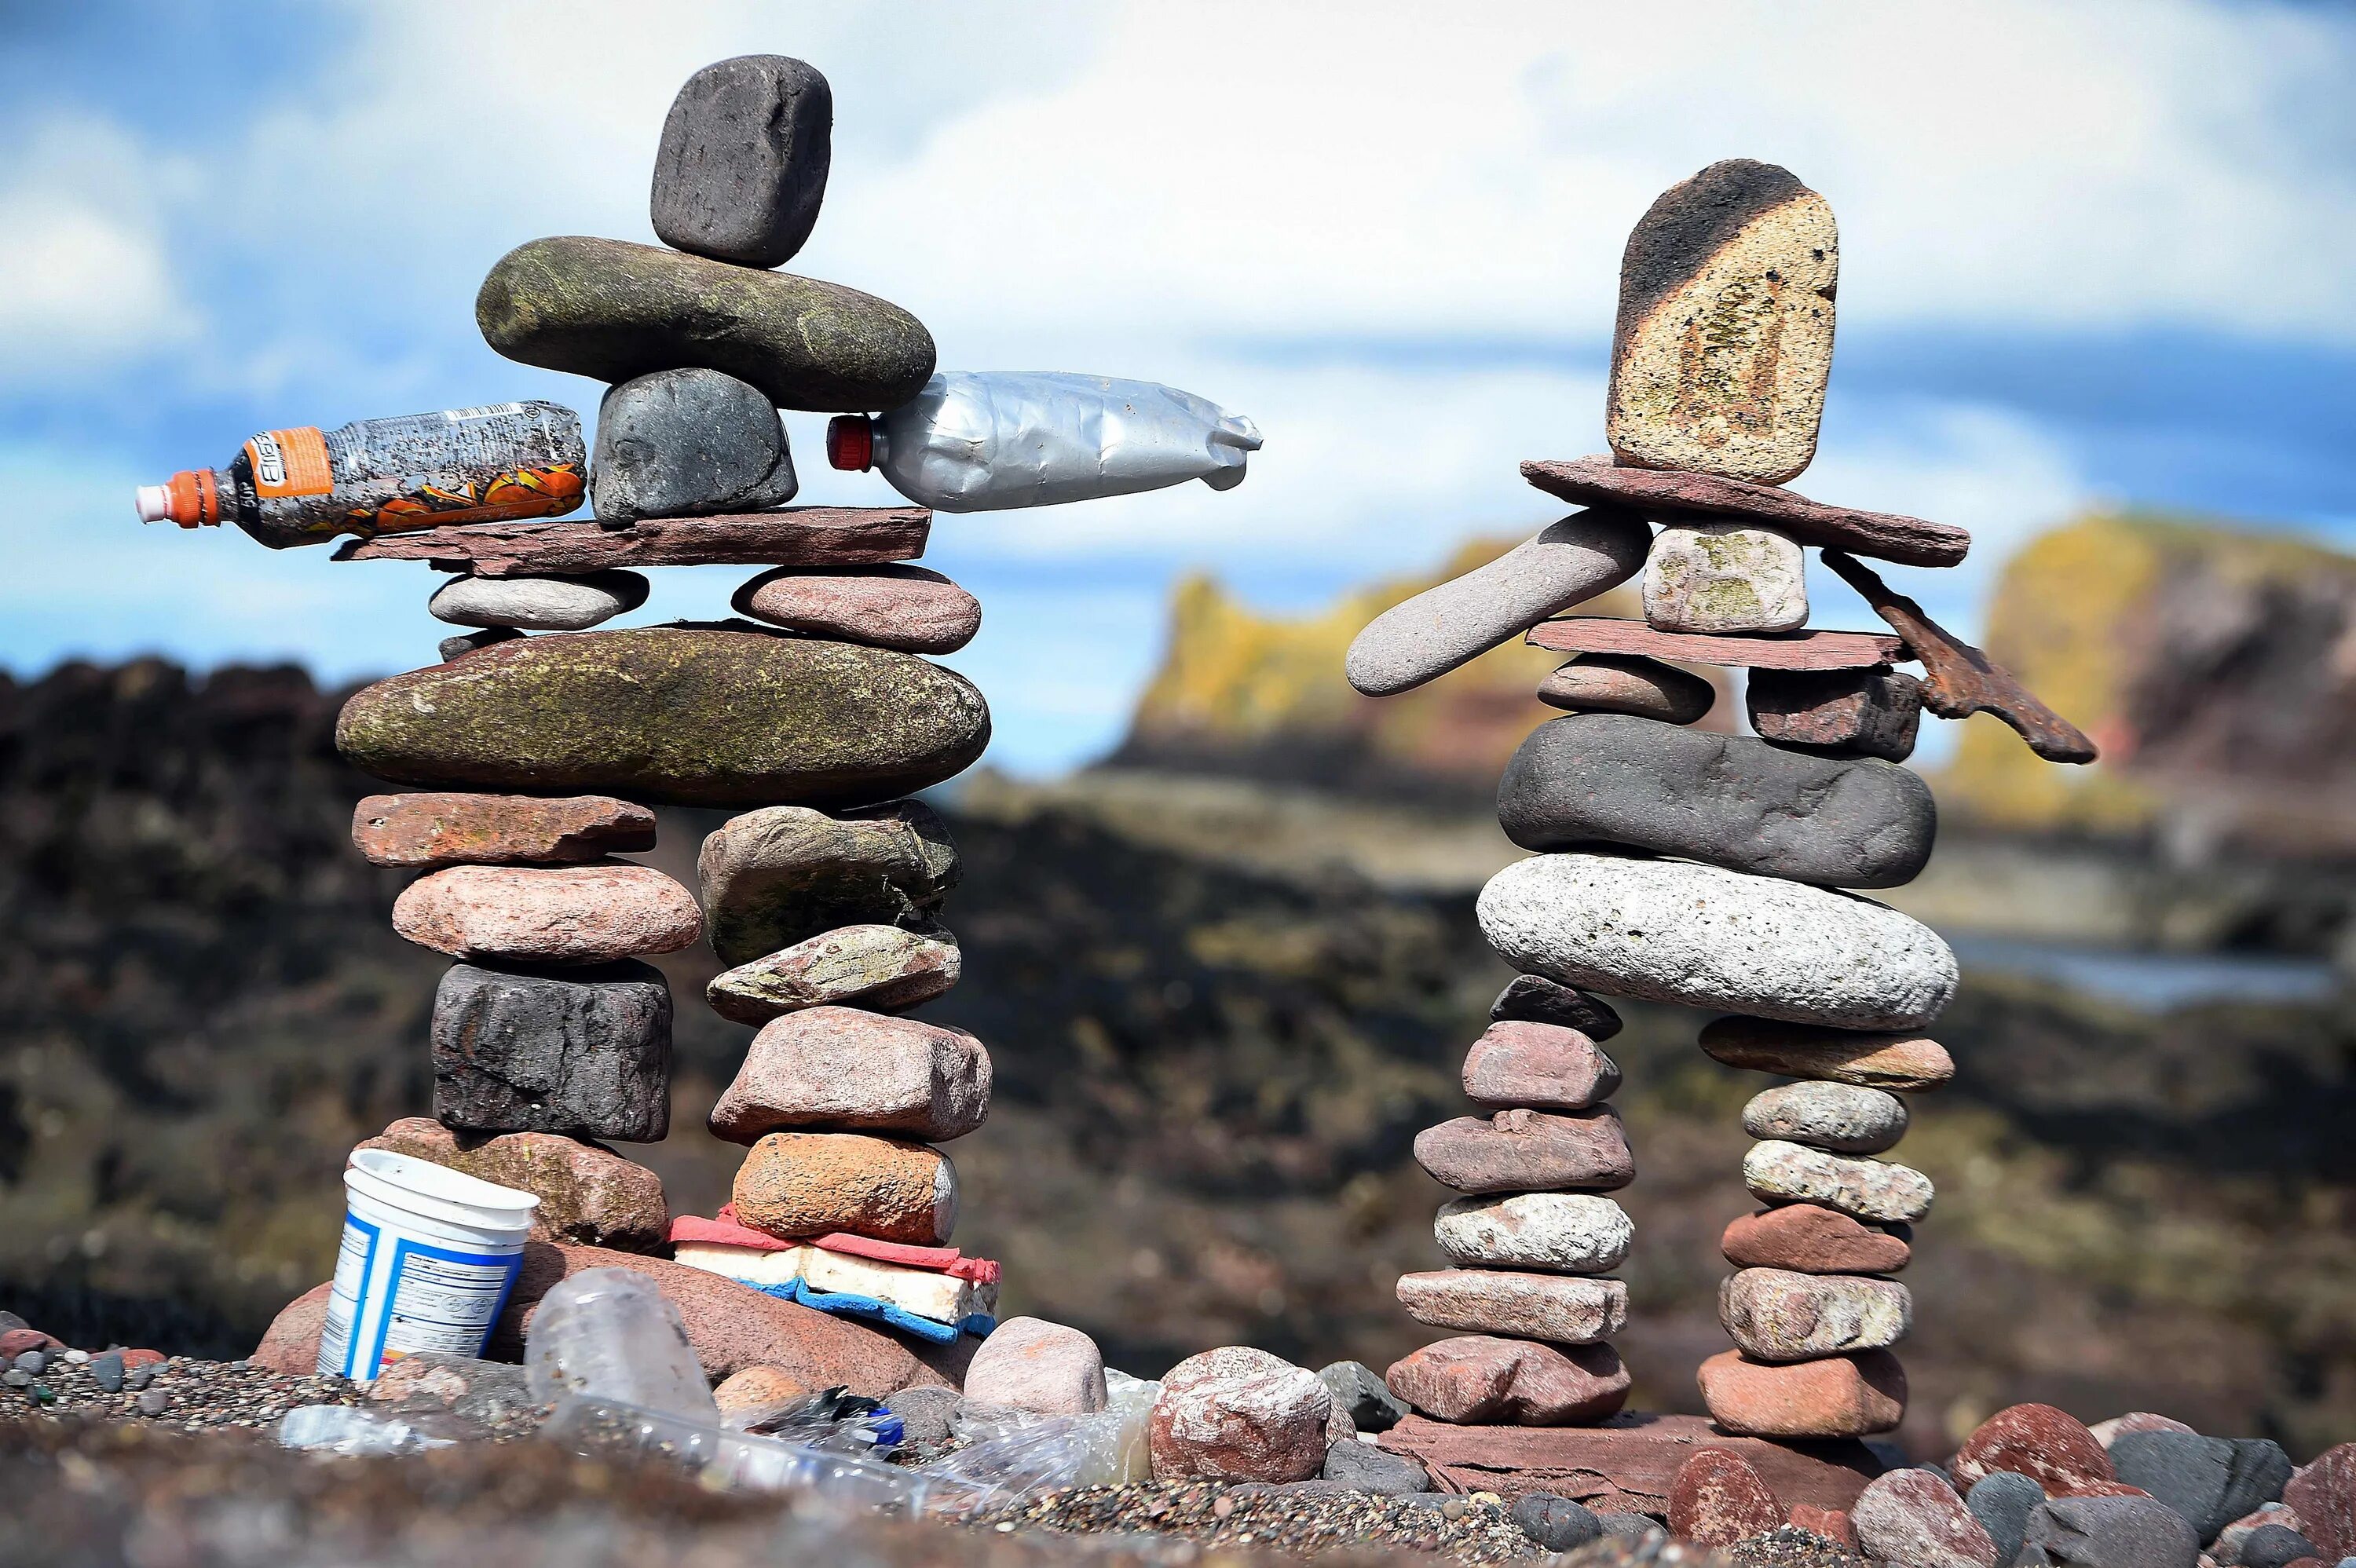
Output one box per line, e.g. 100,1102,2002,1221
1536,653,1716,724
1513,1493,1603,1552
60,1349,88,1365
87,1351,125,1394
137,1387,170,1416
428,571,649,632
2,1369,29,1389
12,1351,46,1375
1741,1082,1910,1154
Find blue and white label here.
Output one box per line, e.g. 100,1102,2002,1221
319,1218,522,1383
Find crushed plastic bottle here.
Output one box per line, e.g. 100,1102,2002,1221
543,1396,955,1519
726,1383,903,1454
134,400,585,548
827,372,1260,512
277,1403,457,1456
926,1369,1162,1501
524,1267,720,1427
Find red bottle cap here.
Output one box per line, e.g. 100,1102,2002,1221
825,415,874,472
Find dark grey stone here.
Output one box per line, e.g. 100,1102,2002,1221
12,1350,46,1375
2,1369,28,1389
1322,1438,1431,1495
2222,1440,2296,1526
430,959,672,1141
1511,1492,1601,1551
1497,712,1937,888
135,1387,169,1416
1597,1512,1666,1541
124,1365,155,1392
86,1351,125,1394
651,55,832,269
1748,667,1926,762
1489,974,1622,1041
2241,1525,2321,1568
1967,1469,2043,1566
1315,1361,1410,1433
591,369,798,524
438,627,524,663
2109,1431,2291,1543
2018,1496,2198,1567
880,1385,963,1449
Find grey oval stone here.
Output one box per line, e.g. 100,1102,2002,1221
477,236,935,412
591,369,798,524
1498,714,1935,887
428,571,648,632
706,921,960,1025
651,55,832,269
1435,1192,1633,1274
1344,510,1648,696
1740,1082,1909,1154
1477,853,1958,1030
1743,1139,1933,1223
1718,1267,1912,1361
698,801,959,967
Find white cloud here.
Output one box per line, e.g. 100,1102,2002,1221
0,119,195,378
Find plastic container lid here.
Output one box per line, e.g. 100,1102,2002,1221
825,415,874,472
345,1147,539,1231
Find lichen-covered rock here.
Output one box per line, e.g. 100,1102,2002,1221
337,628,989,809
591,369,798,523
358,1117,668,1251
1149,1346,1330,1483
708,1005,990,1143
1384,1336,1631,1426
732,1131,957,1245
1743,1141,1934,1223
1462,1019,1622,1109
1435,1192,1633,1274
1396,1268,1626,1343
1719,1268,1912,1362
393,864,703,965
705,922,960,1025
697,800,960,966
1643,524,1809,634
429,959,672,1142
650,55,832,269
477,236,933,411
1696,1348,1906,1438
1740,1083,1909,1154
352,792,655,870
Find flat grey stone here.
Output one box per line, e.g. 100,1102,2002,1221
1740,1082,1909,1154
652,55,832,268
1476,852,1958,1029
1719,1267,1912,1361
1397,1268,1627,1344
1749,667,1925,762
2017,1495,2199,1567
1497,713,1936,888
1344,509,1648,696
698,800,960,967
1536,652,1716,724
430,959,671,1141
1490,974,1622,1041
1434,1192,1633,1274
705,921,960,1025
428,571,647,631
591,368,799,524
2106,1431,2293,1543
1744,1139,1933,1223
1643,523,1808,633
1323,1437,1431,1494
1966,1469,2045,1566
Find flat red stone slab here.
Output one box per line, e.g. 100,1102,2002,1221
334,506,931,577
1523,457,1970,568
1378,1411,1885,1513
1527,617,1904,671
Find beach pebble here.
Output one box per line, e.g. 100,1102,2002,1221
1670,1447,1787,1547
1435,1191,1633,1275
706,921,960,1025
591,368,798,523
962,1317,1107,1416
1643,524,1809,634
1720,1267,1912,1362
429,571,648,631
1851,1467,1999,1567
1702,1017,1955,1090
1741,1082,1910,1154
732,565,980,654
1952,1403,2116,1496
353,791,656,871
1490,974,1623,1040
1744,1140,1934,1223
1414,1107,1635,1194
652,55,832,268
1315,1361,1409,1433
1537,652,1717,724
1396,1268,1627,1344
2016,1494,2198,1566
1721,1204,1911,1274
732,1131,957,1246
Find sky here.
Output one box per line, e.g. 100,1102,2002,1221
2,0,2351,774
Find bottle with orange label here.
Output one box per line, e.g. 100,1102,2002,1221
134,401,587,548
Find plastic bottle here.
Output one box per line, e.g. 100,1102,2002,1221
523,1267,721,1427
276,1403,457,1456
827,372,1260,512
134,400,586,548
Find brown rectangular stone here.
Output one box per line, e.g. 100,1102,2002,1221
1527,617,1903,671
1522,457,1970,568
1377,1411,1884,1512
333,506,931,577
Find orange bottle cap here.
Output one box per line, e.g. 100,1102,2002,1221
134,470,219,528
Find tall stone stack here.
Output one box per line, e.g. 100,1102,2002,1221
334,57,1005,1347
1350,160,2096,1442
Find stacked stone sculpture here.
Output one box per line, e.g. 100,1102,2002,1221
1349,159,2096,1439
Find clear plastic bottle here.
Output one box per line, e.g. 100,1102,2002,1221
523,1267,720,1427
134,400,585,548
827,372,1260,512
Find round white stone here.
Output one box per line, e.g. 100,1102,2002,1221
1476,853,1957,1030
1740,1082,1909,1153
1743,1139,1933,1223
1435,1191,1633,1274
429,571,649,631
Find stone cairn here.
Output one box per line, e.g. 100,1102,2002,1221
337,57,1012,1352
1348,159,2097,1442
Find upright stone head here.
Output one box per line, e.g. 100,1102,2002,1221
1608,159,1837,485
652,56,833,269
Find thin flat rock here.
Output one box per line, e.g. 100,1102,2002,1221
1527,616,1902,671
1523,456,1970,568
335,506,930,577
1377,1411,1883,1511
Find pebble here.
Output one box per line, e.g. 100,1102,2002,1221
1744,1140,1935,1223
1722,1204,1912,1274
2242,1524,2324,1568
2212,1503,2306,1564
698,800,960,967
1964,1470,2046,1566
1749,667,1925,762
1414,1107,1636,1194
652,54,832,268
2087,1411,2196,1447
397,864,702,966
1344,508,1650,696
359,1117,670,1251
1436,1191,1633,1274
1479,853,1958,1031
1148,1346,1330,1484
732,565,982,654
136,1387,170,1416
1462,1019,1622,1109
13,1350,46,1375
1719,1268,1911,1362
1701,1018,1956,1091
1670,1447,1787,1547
1608,157,1838,485
2,1368,28,1388
439,627,523,661
1498,715,1935,888
1696,1348,1906,1438
429,959,673,1141
1643,524,1809,634
1850,1467,1998,1567
1316,1361,1410,1434
2106,1431,2292,1542
709,1004,990,1143
477,236,935,412
731,1130,957,1245
86,1351,124,1394
1516,1493,1604,1550
591,369,799,523
338,627,990,809
1491,974,1624,1040
1382,1334,1630,1425
353,791,657,870
2285,1442,2356,1557
1396,1268,1628,1343
1322,1438,1433,1495
962,1317,1107,1416
1952,1404,2117,1496
1741,1083,1910,1154
1538,652,1717,724
705,921,961,1025
428,571,649,631
2017,1494,2198,1567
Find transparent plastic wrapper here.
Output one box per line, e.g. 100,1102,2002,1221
930,1369,1162,1500
524,1267,721,1426
726,1384,903,1455
828,372,1260,512
543,1396,960,1519
277,1403,458,1456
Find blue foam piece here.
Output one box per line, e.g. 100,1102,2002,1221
738,1277,993,1345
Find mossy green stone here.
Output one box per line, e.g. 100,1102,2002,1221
336,628,988,807
476,236,935,412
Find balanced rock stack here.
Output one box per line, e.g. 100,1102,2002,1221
1349,159,2097,1444
335,57,1003,1348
